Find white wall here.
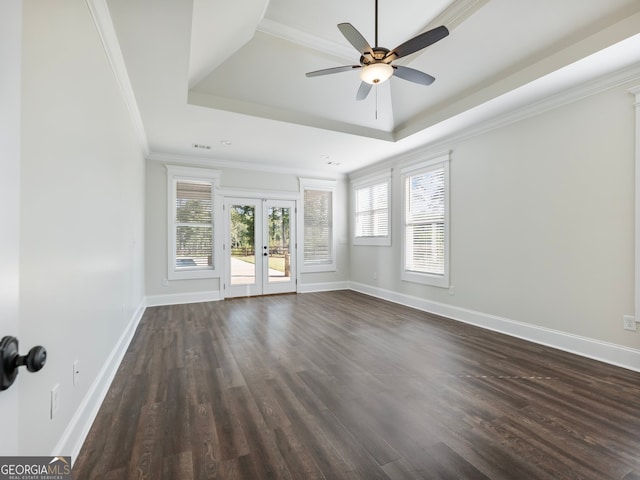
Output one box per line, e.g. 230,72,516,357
351,82,638,356
19,0,146,456
145,160,350,300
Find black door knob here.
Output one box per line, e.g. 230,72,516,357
0,336,47,391
16,346,47,373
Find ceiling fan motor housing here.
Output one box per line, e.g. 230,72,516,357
359,47,391,66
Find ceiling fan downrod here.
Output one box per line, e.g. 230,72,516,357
375,0,379,48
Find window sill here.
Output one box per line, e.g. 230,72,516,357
353,237,391,246
401,270,449,288
168,268,218,281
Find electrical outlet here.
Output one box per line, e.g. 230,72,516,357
448,286,455,296
623,315,637,331
51,384,60,419
372,272,377,280
73,360,79,387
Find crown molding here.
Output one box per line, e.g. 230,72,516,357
257,17,355,63
394,0,488,66
146,151,348,180
187,90,395,142
258,0,487,67
430,0,489,31
85,0,149,156
428,62,640,150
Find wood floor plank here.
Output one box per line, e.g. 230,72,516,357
228,385,294,480
272,425,326,480
381,457,426,480
162,451,193,479
74,291,640,480
163,368,191,457
426,442,491,480
189,403,221,479
128,402,166,479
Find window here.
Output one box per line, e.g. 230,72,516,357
167,166,221,280
401,154,450,287
300,178,336,272
352,170,391,246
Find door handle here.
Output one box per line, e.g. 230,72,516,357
0,336,47,391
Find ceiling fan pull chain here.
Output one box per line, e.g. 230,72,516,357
375,84,378,120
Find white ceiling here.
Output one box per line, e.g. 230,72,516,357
105,0,640,176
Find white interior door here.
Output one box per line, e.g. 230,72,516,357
0,0,22,454
225,198,296,298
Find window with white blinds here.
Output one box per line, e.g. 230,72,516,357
304,189,332,265
401,156,450,287
300,178,336,272
175,180,213,269
167,166,221,280
353,173,391,246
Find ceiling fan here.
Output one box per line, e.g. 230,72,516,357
305,0,449,101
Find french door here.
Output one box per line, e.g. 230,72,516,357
224,198,297,298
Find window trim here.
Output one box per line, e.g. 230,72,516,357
299,178,337,273
351,169,392,246
400,154,450,288
166,165,221,280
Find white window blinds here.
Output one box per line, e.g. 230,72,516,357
175,180,213,269
404,165,445,276
355,180,389,239
303,189,333,265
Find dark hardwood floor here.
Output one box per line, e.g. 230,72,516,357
73,291,640,479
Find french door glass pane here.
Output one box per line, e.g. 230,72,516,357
267,206,291,283
230,205,255,285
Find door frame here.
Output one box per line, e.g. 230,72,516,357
220,189,300,299
0,0,22,454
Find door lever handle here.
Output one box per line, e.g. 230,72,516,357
0,336,47,391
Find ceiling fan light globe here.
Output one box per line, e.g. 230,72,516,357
360,63,393,85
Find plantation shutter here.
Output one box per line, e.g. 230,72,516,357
404,166,445,275
355,180,389,238
304,189,332,265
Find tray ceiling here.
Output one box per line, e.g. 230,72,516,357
105,0,640,174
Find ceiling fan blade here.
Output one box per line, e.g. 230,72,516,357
338,23,374,56
387,25,449,60
306,65,361,77
356,82,372,101
393,66,435,85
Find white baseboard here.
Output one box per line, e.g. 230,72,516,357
145,290,221,307
298,281,350,293
53,301,146,462
349,282,640,373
